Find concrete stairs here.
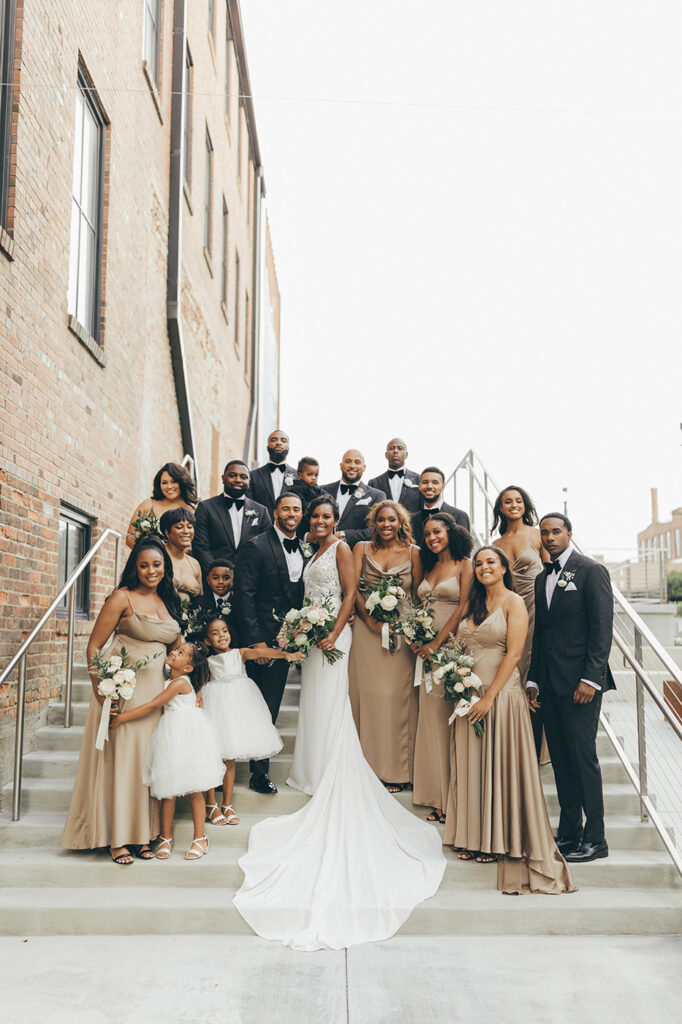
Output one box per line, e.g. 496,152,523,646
1,666,681,937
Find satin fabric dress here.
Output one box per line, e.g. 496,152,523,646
412,574,459,812
61,608,180,849
348,546,418,784
168,550,203,601
443,608,575,895
509,539,550,764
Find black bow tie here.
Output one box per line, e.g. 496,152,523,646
282,538,299,554
224,496,245,511
388,469,405,480
422,506,438,520
268,463,285,474
340,483,356,495
216,596,228,608
547,561,562,575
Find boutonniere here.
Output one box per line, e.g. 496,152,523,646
557,570,575,589
301,543,314,559
284,474,294,487
245,509,257,519
403,478,416,488
353,487,365,499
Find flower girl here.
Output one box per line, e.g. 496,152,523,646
110,639,223,861
201,617,302,826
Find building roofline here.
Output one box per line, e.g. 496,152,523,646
227,0,265,193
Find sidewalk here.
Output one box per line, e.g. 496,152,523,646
2,934,680,1023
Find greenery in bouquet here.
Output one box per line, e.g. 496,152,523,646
274,597,343,665
90,646,154,703
428,641,485,736
396,596,437,648
130,508,162,539
359,574,405,652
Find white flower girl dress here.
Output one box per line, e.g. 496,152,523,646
203,650,283,760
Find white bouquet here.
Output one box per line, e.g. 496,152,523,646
429,642,485,735
90,647,154,750
359,575,406,652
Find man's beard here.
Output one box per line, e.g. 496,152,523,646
268,448,288,464
224,484,247,497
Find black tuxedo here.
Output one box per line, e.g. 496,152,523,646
368,468,421,513
247,463,297,515
410,502,471,545
193,494,271,573
320,480,387,549
189,591,239,645
528,549,615,844
234,528,308,777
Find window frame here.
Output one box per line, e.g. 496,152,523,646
57,504,93,621
143,0,162,89
183,45,193,190
203,125,213,254
234,249,240,352
0,0,17,228
221,196,229,307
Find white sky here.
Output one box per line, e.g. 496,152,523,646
242,1,682,559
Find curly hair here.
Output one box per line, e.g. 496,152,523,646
368,500,414,549
183,640,211,692
306,492,340,523
465,545,515,626
419,512,473,571
151,463,197,508
491,485,538,535
116,536,183,626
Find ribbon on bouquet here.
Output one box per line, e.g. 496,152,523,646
381,622,401,652
448,694,480,726
95,697,112,751
413,658,434,693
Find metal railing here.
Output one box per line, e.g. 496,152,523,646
450,450,682,877
0,529,121,821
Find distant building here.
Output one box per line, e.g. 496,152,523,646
0,1,280,780
638,490,682,564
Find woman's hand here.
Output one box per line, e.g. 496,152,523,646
416,644,437,661
285,651,305,662
467,694,492,725
109,712,128,730
317,632,338,652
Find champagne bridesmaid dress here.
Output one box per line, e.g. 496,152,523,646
167,549,203,601
510,540,550,764
412,575,459,813
443,608,575,895
349,546,418,785
61,603,180,850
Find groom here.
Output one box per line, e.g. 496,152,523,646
235,492,307,794
527,513,616,862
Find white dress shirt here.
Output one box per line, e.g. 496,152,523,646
275,526,303,582
337,481,356,517
423,498,443,513
388,471,405,502
269,463,286,499
526,543,600,691
226,497,245,546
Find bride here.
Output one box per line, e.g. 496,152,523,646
233,494,446,951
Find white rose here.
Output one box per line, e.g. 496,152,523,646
469,675,483,690
108,655,122,668
296,637,308,649
365,593,379,612
122,669,136,683
456,666,471,677
380,594,398,611
285,475,294,486
112,671,126,685
432,666,446,682
118,682,134,700
285,609,299,624
454,681,465,693
306,608,322,624
99,678,116,697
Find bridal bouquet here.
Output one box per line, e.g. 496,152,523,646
396,598,437,688
90,648,155,750
429,642,485,736
130,508,162,539
359,575,405,652
274,597,343,665
180,597,232,639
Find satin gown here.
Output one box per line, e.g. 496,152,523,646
61,607,180,849
412,574,459,812
233,542,446,950
348,546,418,784
443,608,575,895
509,539,550,764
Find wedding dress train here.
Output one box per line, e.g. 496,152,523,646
233,543,446,951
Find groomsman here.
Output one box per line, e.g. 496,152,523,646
321,449,386,549
410,466,471,545
247,429,297,515
235,492,308,794
527,513,616,863
368,438,421,513
193,460,271,572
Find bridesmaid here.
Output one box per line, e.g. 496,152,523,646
126,462,197,548
62,536,183,863
491,485,549,762
411,513,473,823
160,507,203,601
443,546,575,895
349,500,421,793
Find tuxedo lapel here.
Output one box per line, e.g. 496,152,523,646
215,496,236,548
238,499,260,548
339,489,362,528
267,530,297,606
261,467,276,504
548,550,579,615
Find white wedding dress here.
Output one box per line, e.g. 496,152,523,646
233,542,446,951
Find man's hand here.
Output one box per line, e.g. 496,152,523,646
526,689,540,713
573,680,595,704
252,642,271,666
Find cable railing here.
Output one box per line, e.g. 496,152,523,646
0,529,122,821
450,451,682,877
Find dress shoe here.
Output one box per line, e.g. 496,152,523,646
249,774,278,795
565,839,608,863
555,834,582,855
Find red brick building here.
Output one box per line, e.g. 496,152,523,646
0,1,280,782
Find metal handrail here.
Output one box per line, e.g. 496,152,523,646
1,528,121,821
445,450,500,542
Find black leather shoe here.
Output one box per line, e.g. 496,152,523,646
555,834,582,855
565,839,608,863
249,774,278,795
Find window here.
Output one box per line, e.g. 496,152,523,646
221,198,228,305
0,0,17,227
183,47,193,188
234,250,240,349
57,506,93,619
224,11,232,119
208,0,215,39
67,67,106,341
244,291,250,370
204,127,213,252
143,0,161,88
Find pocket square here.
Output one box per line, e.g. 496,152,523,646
357,497,372,505
564,582,578,591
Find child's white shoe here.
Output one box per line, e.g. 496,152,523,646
185,836,209,861
206,802,228,826
222,804,240,825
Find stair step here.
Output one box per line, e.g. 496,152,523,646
1,884,680,937
46,695,302,727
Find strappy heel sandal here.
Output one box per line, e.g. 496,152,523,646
185,836,209,861
475,853,498,863
222,804,240,825
457,850,476,860
135,844,154,860
426,809,441,822
156,836,173,860
206,802,229,826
